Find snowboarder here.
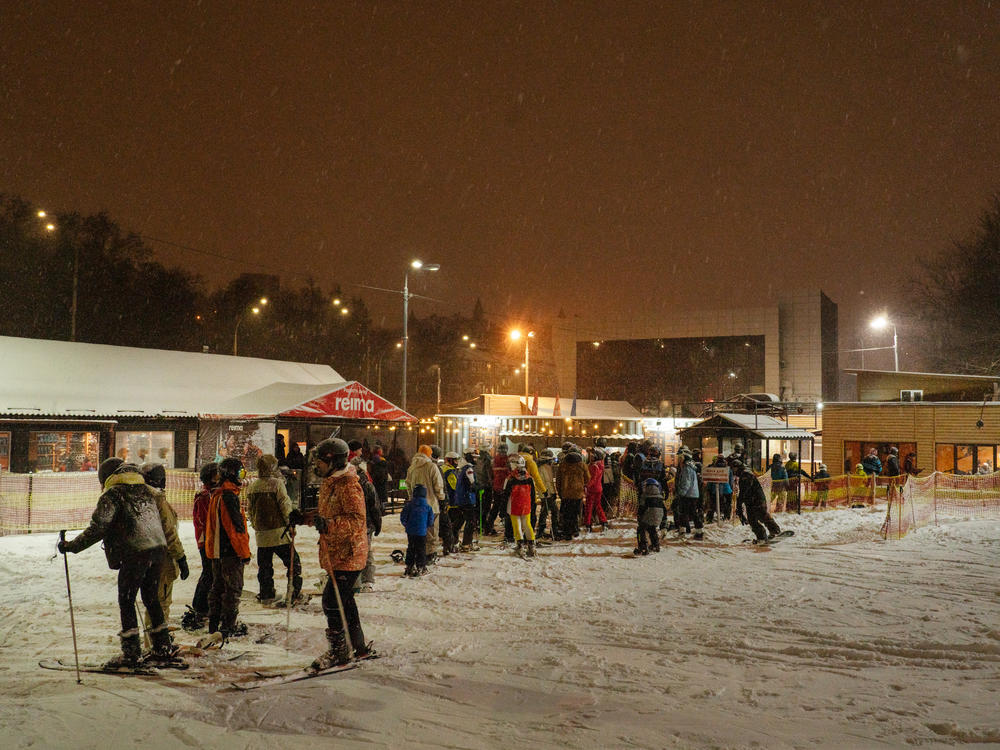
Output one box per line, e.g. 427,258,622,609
58,458,175,668
399,483,435,576
245,454,302,604
205,457,251,639
734,461,782,543
310,437,373,669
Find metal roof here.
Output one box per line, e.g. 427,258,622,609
678,412,816,440
0,335,343,418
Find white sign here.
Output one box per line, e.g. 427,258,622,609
702,466,731,482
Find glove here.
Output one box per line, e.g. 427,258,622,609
177,556,189,580
314,514,328,534
57,540,68,554
288,508,305,526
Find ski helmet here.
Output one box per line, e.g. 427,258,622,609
98,457,124,488
141,462,166,490
513,455,526,470
199,461,219,486
315,438,350,465
642,478,663,497
444,451,460,461
218,457,245,484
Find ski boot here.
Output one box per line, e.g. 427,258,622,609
311,628,350,671
103,629,142,670
256,590,276,604
526,540,536,558
693,530,704,541
417,566,429,576
222,621,248,639
403,565,415,577
181,606,207,632
514,540,524,558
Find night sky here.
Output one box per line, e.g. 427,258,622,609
3,2,999,367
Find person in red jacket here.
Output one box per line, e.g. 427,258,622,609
583,447,608,532
182,462,218,631
484,442,512,535
205,458,251,638
503,456,537,557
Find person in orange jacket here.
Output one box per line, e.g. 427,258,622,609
205,457,251,639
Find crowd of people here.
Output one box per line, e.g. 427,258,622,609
57,436,786,672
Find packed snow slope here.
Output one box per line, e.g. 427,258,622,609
1,505,998,749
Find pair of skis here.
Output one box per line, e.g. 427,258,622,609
229,648,380,690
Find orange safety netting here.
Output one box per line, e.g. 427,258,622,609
0,470,234,536
881,471,1000,540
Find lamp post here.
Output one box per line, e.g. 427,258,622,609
402,260,440,411
233,297,268,356
870,315,899,371
510,329,535,400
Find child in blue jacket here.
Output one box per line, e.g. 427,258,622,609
400,484,435,577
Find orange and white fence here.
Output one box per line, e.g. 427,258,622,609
881,471,1000,540
0,470,203,536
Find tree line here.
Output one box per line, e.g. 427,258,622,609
0,194,532,409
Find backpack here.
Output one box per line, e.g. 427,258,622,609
639,458,663,481
358,471,381,535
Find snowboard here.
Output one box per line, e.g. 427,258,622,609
743,529,795,545
230,649,379,691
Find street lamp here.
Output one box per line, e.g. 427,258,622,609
870,315,899,371
233,297,268,356
402,259,440,411
510,329,535,400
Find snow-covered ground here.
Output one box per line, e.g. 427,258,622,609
2,506,998,749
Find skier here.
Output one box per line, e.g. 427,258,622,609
555,446,588,540
474,446,494,534
309,437,373,668
534,448,559,539
349,441,382,591
635,478,666,554
245,454,302,604
734,460,782,543
182,462,218,631
139,462,188,652
583,447,607,532
674,447,703,537
485,442,512,536
205,457,251,639
58,458,175,668
441,451,462,554
504,455,537,557
452,460,479,551
399,484,435,576
813,463,831,509
405,445,445,562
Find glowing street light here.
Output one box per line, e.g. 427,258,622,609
510,329,535,400
403,259,440,411
870,315,899,372
233,297,268,356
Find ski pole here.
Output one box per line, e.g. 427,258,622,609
59,531,82,684
285,527,295,652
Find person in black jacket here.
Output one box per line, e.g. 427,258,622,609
58,458,174,667
734,461,781,544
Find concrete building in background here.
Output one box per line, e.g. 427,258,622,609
553,289,838,411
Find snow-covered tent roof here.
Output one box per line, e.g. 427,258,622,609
206,380,416,422
479,394,642,419
678,412,816,440
0,335,343,418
